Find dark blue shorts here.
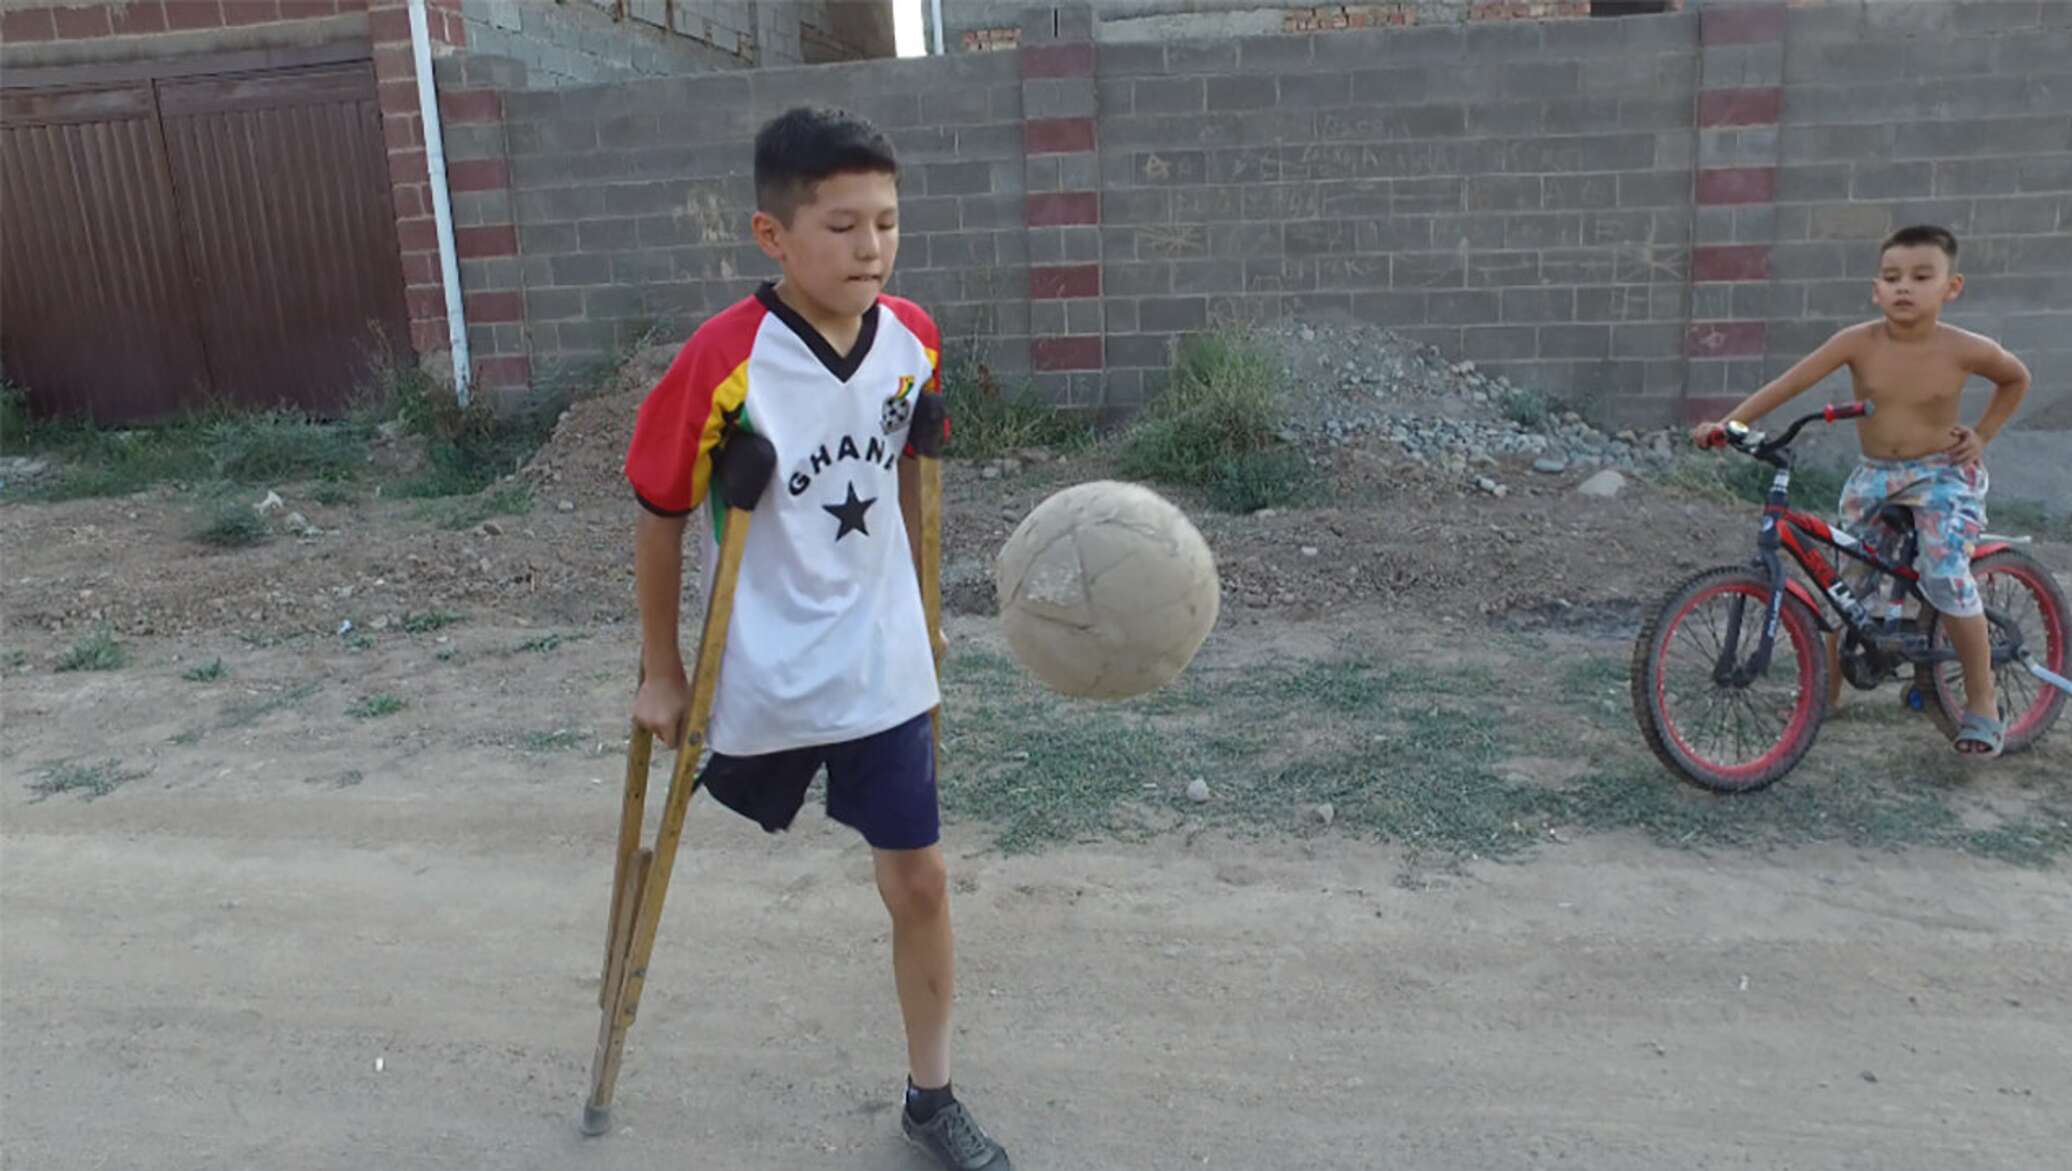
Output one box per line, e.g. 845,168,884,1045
697,711,939,851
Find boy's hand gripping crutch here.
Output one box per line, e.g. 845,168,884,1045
582,428,776,1137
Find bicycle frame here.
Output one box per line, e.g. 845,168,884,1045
1716,404,2020,686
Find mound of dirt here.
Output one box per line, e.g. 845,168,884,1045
517,343,677,503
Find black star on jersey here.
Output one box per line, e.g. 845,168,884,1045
823,481,875,541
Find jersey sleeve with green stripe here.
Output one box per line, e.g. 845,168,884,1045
621,295,765,519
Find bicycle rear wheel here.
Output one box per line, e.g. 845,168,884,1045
1631,566,1830,792
1916,550,2069,754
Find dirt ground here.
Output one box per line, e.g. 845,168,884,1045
5,376,2071,1170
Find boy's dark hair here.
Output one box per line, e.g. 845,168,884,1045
1880,224,1959,263
753,106,898,224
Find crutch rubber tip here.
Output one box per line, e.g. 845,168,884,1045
580,1104,613,1136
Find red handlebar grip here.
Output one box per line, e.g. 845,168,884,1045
1824,401,1872,422
1700,429,1727,449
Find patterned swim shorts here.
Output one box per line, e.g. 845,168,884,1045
1837,453,1988,618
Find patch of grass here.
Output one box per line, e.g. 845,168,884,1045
1555,760,1979,857
1963,815,2072,869
515,631,586,655
939,353,1095,461
1119,330,1302,508
220,681,321,729
190,500,272,549
28,759,146,801
1560,655,1629,694
943,644,2072,867
3,648,27,672
519,728,586,753
941,650,1557,857
204,412,368,483
1205,447,1326,514
309,481,359,506
4,351,562,504
402,610,463,634
1665,453,1850,513
350,693,406,719
182,658,227,682
378,362,564,499
1500,387,1552,428
939,652,1183,853
412,483,533,530
0,378,30,448
56,626,126,673
8,404,372,503
169,729,204,747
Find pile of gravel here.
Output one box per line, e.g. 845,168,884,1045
1258,318,1683,476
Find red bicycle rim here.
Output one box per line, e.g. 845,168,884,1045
1655,581,1819,783
1931,559,2067,742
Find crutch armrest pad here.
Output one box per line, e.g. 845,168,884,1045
908,392,948,459
713,431,777,512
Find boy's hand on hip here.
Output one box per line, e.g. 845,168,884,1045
1946,425,1984,466
633,668,692,748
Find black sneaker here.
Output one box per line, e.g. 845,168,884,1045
901,1098,1011,1170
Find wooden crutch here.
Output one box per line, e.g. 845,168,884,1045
583,429,776,1138
910,389,948,767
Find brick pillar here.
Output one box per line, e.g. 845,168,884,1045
369,1,529,398
1681,0,1786,422
1017,4,1106,407
434,52,533,396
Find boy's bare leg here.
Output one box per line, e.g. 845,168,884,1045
875,844,953,1089
1944,611,1999,727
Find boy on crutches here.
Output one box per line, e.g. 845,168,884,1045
613,106,1009,1170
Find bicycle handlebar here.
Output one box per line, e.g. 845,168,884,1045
1720,400,1875,458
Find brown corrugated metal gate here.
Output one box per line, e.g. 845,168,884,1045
1,45,410,424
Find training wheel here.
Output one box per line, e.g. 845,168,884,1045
580,1104,612,1137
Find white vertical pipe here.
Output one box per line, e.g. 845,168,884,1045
930,0,945,54
408,0,472,407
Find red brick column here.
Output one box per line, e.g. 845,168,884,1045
1018,8,1105,405
368,0,529,396
1682,1,1786,421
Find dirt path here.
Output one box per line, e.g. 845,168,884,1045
6,614,2070,1171
6,375,2070,1169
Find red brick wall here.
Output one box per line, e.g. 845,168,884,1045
0,1,371,42
362,1,529,395
1284,4,1420,31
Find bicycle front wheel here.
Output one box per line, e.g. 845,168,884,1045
1631,566,1829,792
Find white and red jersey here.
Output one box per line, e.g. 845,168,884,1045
624,283,943,757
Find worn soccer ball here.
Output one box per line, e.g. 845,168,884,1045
994,480,1220,700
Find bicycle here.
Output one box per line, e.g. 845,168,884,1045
1630,400,2071,792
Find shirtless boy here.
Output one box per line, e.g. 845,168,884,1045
1691,225,2032,757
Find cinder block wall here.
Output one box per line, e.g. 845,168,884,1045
451,0,896,88
454,0,754,86
490,0,2072,434
500,50,1032,390
1766,0,2072,433
1091,13,1697,414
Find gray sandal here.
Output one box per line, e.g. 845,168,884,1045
1954,711,2004,759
